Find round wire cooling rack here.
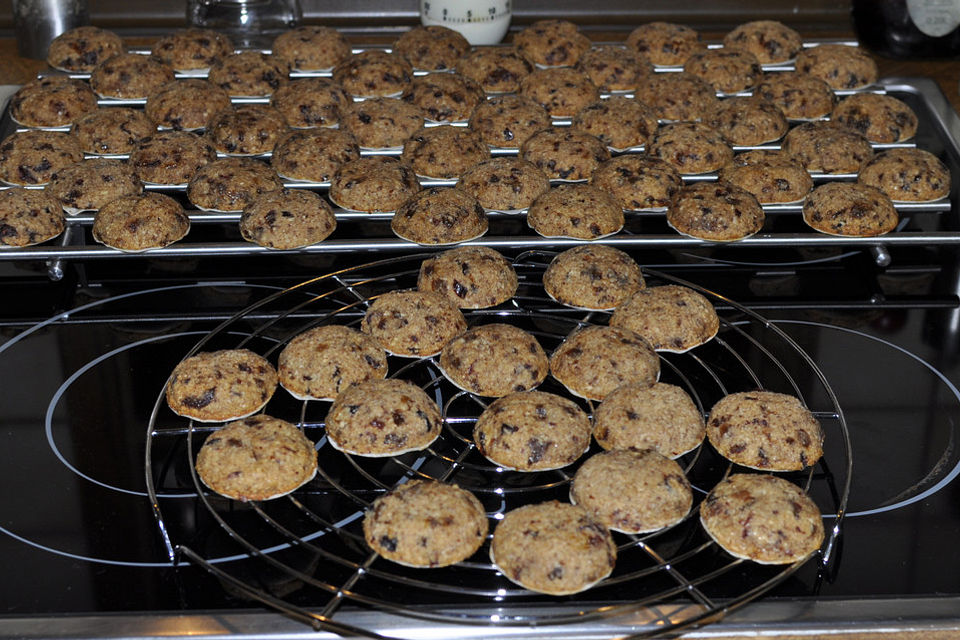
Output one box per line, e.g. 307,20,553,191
144,251,852,639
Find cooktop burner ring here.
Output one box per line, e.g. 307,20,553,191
144,252,852,639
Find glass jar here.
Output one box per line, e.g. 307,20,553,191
187,0,301,49
852,0,960,59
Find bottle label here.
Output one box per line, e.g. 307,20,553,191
907,0,960,37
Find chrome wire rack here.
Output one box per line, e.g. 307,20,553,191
144,252,852,639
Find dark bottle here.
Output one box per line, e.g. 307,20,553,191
852,0,960,58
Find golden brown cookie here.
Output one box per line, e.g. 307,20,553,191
590,155,683,211
647,122,733,175
404,72,485,123
196,414,316,501
722,20,803,65
360,289,467,357
454,46,533,94
393,25,470,71
543,244,645,310
701,473,824,564
859,148,951,202
270,78,351,128
572,96,659,150
277,325,387,400
473,391,591,471
801,181,898,237
324,378,443,456
272,25,351,71
610,285,719,353
92,192,190,252
90,53,175,99
707,390,824,471
514,19,591,67
239,188,337,250
754,72,836,120
151,28,234,70
782,121,874,174
205,104,288,155
47,159,143,214
144,79,233,132
667,181,765,242
341,97,424,149
0,188,65,247
0,130,84,186
795,43,878,90
520,129,610,181
718,150,813,204
329,156,421,212
575,44,652,92
208,51,290,97
468,94,551,149
46,25,124,72
703,96,788,146
633,72,718,122
418,246,518,309
364,480,488,567
832,93,918,143
391,186,488,245
187,157,283,212
401,126,490,179
593,381,705,458
457,157,550,211
490,501,616,595
333,50,413,97
271,127,360,183
683,49,762,93
166,348,278,423
129,130,217,185
626,21,705,66
71,107,156,155
519,67,599,118
527,183,624,240
571,449,692,533
439,324,549,397
8,76,97,128
550,325,659,401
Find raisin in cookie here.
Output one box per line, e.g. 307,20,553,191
455,47,533,94
473,391,591,471
782,121,874,174
802,181,898,237
723,20,803,65
361,289,467,357
0,188,64,247
341,97,424,149
324,378,443,456
271,128,360,183
166,348,278,423
187,157,283,212
707,390,824,471
550,325,659,401
520,129,610,181
543,244,645,310
576,45,652,92
402,126,490,179
832,93,918,143
795,43,877,90
626,21,705,67
152,28,233,71
277,325,387,400
418,245,518,309
239,188,336,250
755,72,835,120
593,381,705,458
329,156,420,212
92,192,190,251
8,76,97,128
527,183,623,239
47,159,142,214
196,414,316,501
519,67,599,118
610,285,719,353
364,480,487,567
208,51,290,97
333,50,413,97
145,79,233,131
701,474,824,564
469,94,551,149
47,25,124,72
718,150,813,204
393,25,470,71
633,72,718,122
72,107,156,155
515,19,590,67
404,72,485,123
647,122,733,175
0,130,84,186
272,25,351,71
440,324,549,397
392,186,488,245
457,157,549,211
572,96,659,150
590,155,683,211
667,181,765,242
683,48,762,94
129,130,217,185
90,52,175,99
270,78,350,128
571,449,692,534
859,148,950,202
491,501,616,595
703,96,788,146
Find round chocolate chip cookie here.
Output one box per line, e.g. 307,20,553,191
239,188,337,250
144,79,233,131
439,323,549,397
277,324,387,400
550,325,660,402
417,245,518,309
329,156,421,212
0,188,65,247
801,181,898,237
457,157,550,211
166,348,278,423
393,25,470,71
92,192,190,252
610,285,719,353
360,289,467,357
391,186,488,245
527,183,624,240
543,244,645,310
667,181,765,242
